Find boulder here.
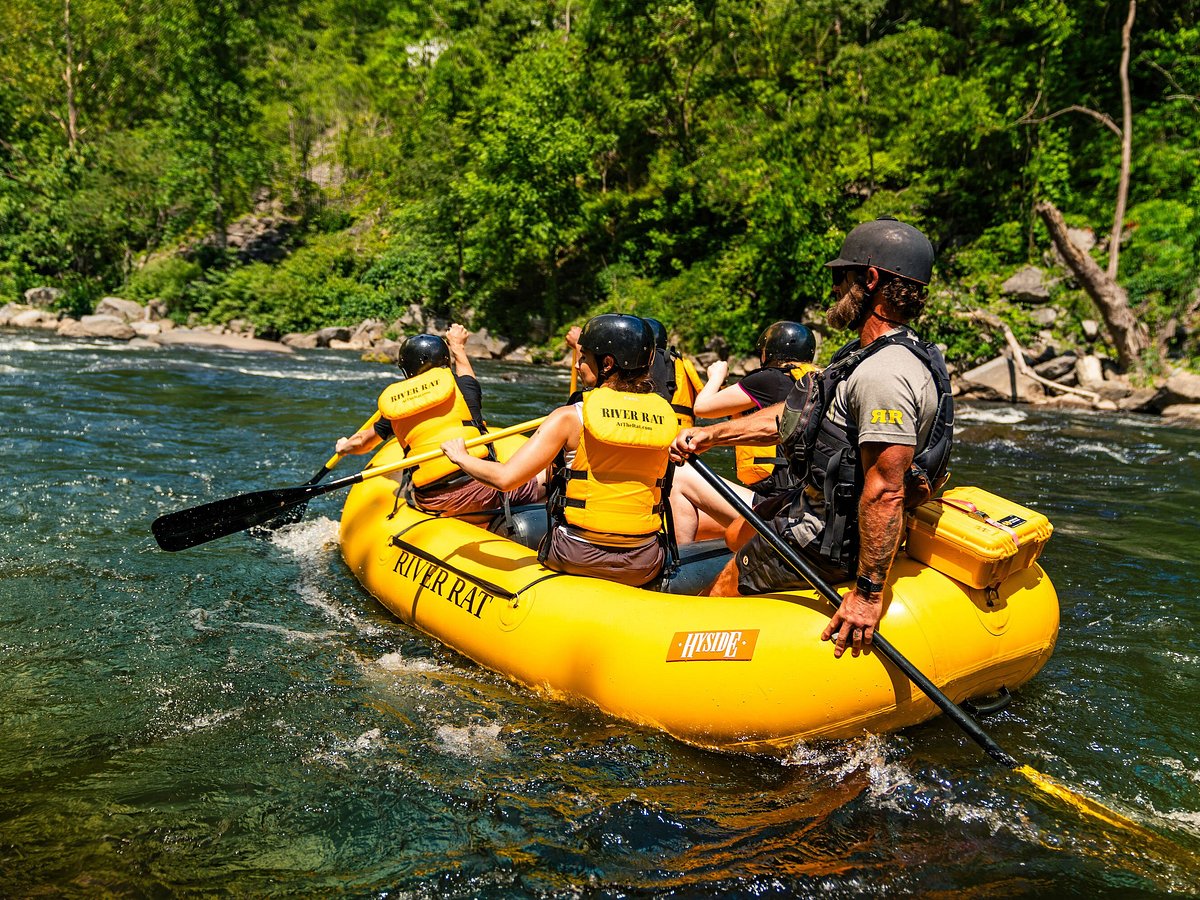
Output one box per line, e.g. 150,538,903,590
350,318,387,345
309,328,348,348
130,320,163,337
94,297,146,322
12,309,61,330
504,345,534,364
1081,319,1101,342
465,327,508,359
1161,403,1200,425
1030,306,1058,327
226,318,256,337
1000,266,1052,304
1039,393,1093,410
392,305,425,331
1158,371,1200,406
958,355,1045,403
728,356,758,378
281,332,319,349
1034,353,1077,381
1117,388,1160,413
1074,355,1105,390
0,303,24,326
145,299,169,321
23,287,63,308
151,329,293,354
57,315,136,340
315,326,351,347
369,339,401,365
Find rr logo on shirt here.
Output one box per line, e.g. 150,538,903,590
870,409,904,425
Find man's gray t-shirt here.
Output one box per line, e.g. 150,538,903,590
777,334,938,552
827,340,939,449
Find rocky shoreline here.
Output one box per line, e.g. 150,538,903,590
5,290,1200,425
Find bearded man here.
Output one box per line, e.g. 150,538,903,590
670,217,954,658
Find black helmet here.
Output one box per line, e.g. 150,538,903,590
825,215,934,285
398,333,451,377
756,321,816,365
644,317,669,351
579,314,655,371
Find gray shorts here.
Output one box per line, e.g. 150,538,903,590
735,489,849,594
540,525,665,588
416,477,543,517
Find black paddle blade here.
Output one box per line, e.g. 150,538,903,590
252,465,333,534
152,481,333,552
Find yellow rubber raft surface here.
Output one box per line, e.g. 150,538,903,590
340,441,1059,755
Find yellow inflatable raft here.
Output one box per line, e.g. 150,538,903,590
340,441,1059,755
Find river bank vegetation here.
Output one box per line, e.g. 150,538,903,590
1,0,1197,373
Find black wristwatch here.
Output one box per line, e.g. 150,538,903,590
856,575,885,596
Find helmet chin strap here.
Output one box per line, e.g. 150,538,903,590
870,308,906,327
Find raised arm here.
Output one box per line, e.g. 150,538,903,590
692,360,757,418
446,323,475,380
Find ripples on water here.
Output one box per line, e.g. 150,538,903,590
1,331,1198,896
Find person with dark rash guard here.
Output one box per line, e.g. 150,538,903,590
671,217,953,659
443,315,677,587
336,323,542,516
693,321,819,502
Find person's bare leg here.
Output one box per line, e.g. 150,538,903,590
669,490,699,544
667,468,748,540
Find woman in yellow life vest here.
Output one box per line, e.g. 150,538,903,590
336,324,542,516
693,321,818,501
443,314,677,587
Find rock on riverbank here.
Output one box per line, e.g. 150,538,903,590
5,292,1200,424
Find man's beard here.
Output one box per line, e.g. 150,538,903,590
826,281,870,330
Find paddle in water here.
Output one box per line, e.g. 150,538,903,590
152,416,546,552
684,456,1179,848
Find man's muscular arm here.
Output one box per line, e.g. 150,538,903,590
821,441,913,658
670,401,783,461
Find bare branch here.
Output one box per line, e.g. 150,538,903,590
1147,60,1200,114
1016,104,1122,139
958,310,1101,402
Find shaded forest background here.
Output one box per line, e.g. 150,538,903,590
1,0,1197,369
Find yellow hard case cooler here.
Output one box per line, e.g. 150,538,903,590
905,486,1053,589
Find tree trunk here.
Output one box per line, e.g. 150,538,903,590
61,0,79,150
1035,200,1148,370
1108,0,1135,280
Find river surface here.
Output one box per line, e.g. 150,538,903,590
1,331,1198,897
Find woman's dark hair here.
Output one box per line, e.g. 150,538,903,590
599,362,655,394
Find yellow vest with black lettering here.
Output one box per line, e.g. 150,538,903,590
378,368,487,488
561,387,678,537
735,363,819,488
670,354,704,428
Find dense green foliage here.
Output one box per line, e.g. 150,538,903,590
2,0,1198,365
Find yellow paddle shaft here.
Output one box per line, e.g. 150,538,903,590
356,416,548,483
321,411,384,471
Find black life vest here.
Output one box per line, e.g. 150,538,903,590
781,328,953,572
734,363,818,496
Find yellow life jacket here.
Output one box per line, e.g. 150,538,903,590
378,368,487,488
670,354,704,428
559,387,678,538
735,363,819,488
